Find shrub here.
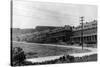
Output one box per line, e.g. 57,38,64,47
11,47,26,66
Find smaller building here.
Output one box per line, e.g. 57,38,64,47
32,25,72,43
46,25,72,43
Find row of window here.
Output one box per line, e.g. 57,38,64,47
73,28,97,36
72,35,97,41
73,22,97,31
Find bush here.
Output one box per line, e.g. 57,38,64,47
11,47,26,66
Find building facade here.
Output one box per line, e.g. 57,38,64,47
45,25,72,43
29,20,97,45
32,25,72,43
71,20,97,45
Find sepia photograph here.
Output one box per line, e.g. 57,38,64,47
11,0,97,66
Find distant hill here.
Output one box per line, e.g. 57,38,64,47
11,28,36,35
11,26,63,34
11,28,37,41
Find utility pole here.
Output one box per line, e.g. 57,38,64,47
80,16,84,50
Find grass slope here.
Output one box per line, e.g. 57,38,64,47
12,42,90,59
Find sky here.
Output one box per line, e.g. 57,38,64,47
13,0,97,29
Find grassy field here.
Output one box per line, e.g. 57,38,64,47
12,41,90,59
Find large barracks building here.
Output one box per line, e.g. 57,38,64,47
33,20,97,45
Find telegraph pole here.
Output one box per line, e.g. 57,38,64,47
80,16,84,50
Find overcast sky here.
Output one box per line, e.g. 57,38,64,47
13,0,97,29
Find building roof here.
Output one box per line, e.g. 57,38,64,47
72,20,97,31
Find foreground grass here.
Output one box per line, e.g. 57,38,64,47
12,41,90,59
